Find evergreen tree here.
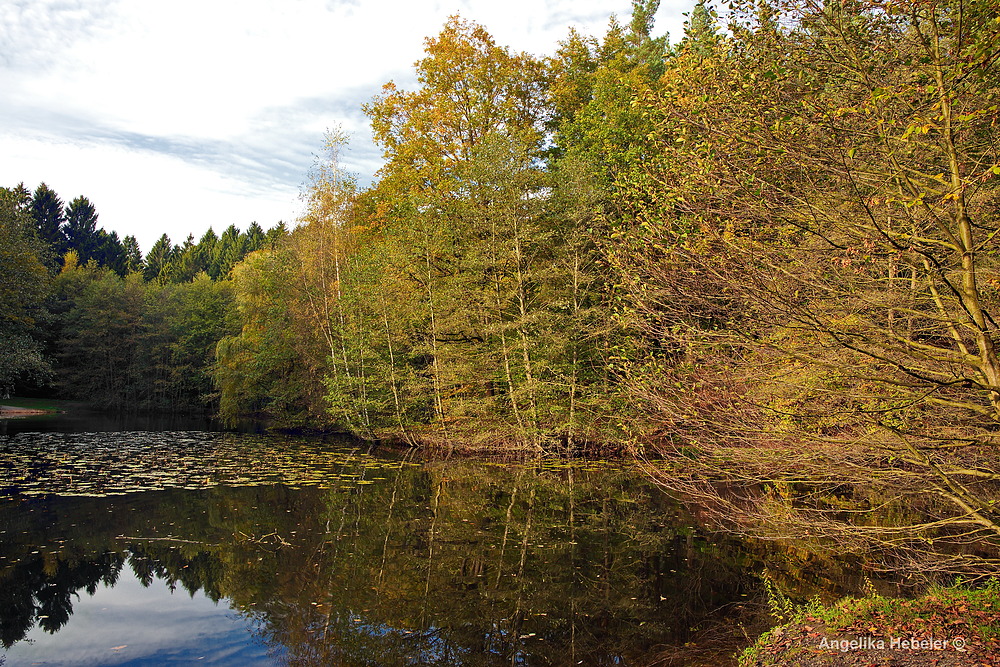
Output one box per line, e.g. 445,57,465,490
95,230,127,275
143,234,176,282
30,183,66,266
9,182,31,209
167,234,200,283
193,228,217,276
122,235,143,275
680,1,720,57
627,0,670,75
265,222,288,248
244,222,265,253
64,196,101,263
210,225,246,279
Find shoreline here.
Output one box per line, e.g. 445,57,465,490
0,406,52,417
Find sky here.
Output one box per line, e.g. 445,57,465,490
1,0,689,253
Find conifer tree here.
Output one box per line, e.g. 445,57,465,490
30,183,67,266
143,234,176,282
64,196,100,263
94,230,127,275
680,1,720,57
122,236,143,275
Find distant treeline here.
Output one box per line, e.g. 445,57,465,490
12,181,286,281
0,181,285,411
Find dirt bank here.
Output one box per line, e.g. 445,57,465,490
0,405,49,417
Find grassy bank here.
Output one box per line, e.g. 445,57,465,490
0,397,74,412
741,581,1000,666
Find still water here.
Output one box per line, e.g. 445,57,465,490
0,416,862,666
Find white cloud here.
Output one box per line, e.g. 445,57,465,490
1,134,297,251
1,0,690,254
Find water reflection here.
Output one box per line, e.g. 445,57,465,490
0,411,225,436
0,431,849,665
3,563,278,666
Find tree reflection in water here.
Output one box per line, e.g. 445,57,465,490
0,437,879,665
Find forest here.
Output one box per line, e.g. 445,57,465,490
4,0,1000,580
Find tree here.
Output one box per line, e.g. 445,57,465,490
166,234,200,283
160,275,238,408
211,225,246,279
51,264,145,407
546,28,602,157
30,183,66,266
0,186,51,386
619,0,1000,576
550,4,670,217
265,222,289,248
365,15,546,195
50,261,237,411
122,235,143,275
143,234,176,282
195,228,217,271
679,1,720,58
244,222,265,253
626,0,671,75
215,244,331,427
94,230,127,275
362,17,551,444
63,196,100,263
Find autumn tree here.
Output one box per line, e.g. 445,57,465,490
619,0,1000,576
361,17,554,445
366,15,545,192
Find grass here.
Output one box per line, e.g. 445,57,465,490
0,397,74,412
740,579,1000,665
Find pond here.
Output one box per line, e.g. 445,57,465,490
0,418,876,666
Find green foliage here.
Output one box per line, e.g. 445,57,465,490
340,21,620,445
122,235,143,274
49,262,237,411
93,229,128,275
680,1,720,57
762,576,799,623
215,245,323,427
0,186,51,386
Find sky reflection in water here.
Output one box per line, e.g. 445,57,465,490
3,567,278,666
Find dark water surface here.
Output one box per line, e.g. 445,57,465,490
0,417,866,666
